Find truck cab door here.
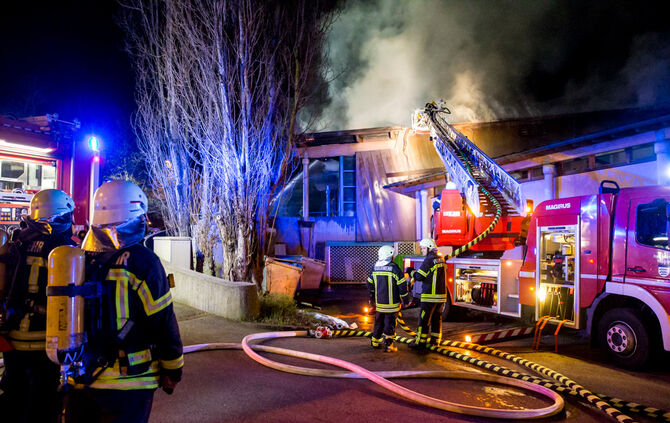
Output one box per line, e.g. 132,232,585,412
625,197,670,286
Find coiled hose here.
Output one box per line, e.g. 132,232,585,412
237,330,565,419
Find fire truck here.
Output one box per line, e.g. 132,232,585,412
413,102,670,368
0,114,99,233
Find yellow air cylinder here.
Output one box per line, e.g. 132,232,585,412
46,245,85,365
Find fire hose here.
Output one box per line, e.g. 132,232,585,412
1,329,668,422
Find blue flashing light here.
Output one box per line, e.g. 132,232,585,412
88,136,100,152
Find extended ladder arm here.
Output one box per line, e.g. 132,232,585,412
413,101,526,217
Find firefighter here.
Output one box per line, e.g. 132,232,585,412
366,245,409,352
61,180,183,423
0,189,76,422
411,238,446,348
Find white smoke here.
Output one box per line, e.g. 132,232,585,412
316,0,670,130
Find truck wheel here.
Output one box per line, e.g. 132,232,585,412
597,308,651,369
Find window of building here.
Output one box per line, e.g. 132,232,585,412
505,142,657,182
273,169,303,217
595,149,627,168
509,169,528,182
636,199,668,250
529,166,544,180
308,158,340,217
272,155,356,217
341,155,356,217
558,157,589,175
630,143,655,163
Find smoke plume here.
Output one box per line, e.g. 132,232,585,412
314,0,670,130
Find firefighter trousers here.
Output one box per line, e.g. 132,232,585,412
371,311,397,348
62,388,154,423
0,349,61,423
416,302,445,345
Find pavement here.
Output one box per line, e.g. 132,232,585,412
150,285,670,422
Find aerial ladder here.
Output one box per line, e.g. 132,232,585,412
412,101,530,253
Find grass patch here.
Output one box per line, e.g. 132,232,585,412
257,292,319,327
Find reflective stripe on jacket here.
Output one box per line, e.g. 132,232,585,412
415,250,447,303
77,244,184,390
366,262,408,313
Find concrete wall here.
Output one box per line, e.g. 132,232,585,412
161,259,260,320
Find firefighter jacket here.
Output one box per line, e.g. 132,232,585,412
73,243,183,391
5,228,75,351
366,262,408,313
414,250,447,303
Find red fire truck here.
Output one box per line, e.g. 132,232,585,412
0,114,99,233
414,102,669,368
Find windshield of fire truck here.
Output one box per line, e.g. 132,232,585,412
0,159,56,192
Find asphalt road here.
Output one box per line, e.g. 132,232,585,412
150,285,670,423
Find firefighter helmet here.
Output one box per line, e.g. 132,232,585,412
29,189,75,221
82,180,149,252
90,180,148,226
419,238,436,250
377,245,394,262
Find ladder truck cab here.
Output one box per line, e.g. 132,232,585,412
415,101,669,368
0,114,99,234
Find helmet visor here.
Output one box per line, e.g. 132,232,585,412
82,215,147,252
24,211,73,235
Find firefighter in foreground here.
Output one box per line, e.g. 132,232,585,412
366,245,409,352
411,238,447,348
60,180,184,422
0,189,76,422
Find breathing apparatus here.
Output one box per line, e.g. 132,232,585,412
46,180,148,387
45,245,90,386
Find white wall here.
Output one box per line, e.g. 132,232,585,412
520,161,657,204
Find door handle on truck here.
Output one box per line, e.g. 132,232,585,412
627,267,646,273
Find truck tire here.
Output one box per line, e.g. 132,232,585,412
597,308,651,369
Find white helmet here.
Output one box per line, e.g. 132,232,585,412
378,245,394,262
91,180,148,226
30,189,74,221
419,238,437,250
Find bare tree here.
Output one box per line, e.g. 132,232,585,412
122,0,336,283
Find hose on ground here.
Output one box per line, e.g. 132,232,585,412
344,324,649,423
238,330,563,419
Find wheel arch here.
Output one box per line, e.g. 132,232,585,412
588,282,667,351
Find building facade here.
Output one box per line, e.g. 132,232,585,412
272,107,670,282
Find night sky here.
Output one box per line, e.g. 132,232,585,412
2,1,670,141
